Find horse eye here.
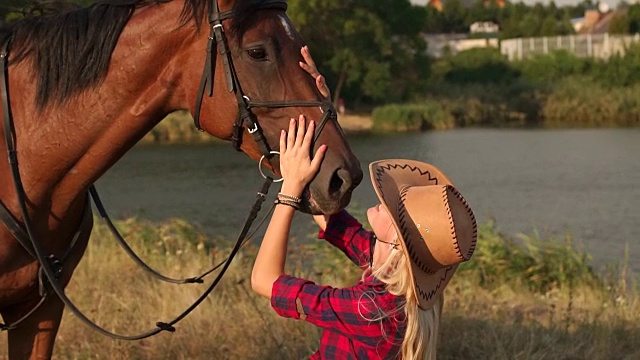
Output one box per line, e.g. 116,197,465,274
247,47,268,61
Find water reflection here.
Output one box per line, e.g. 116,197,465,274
96,129,640,274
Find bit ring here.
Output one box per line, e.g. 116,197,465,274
258,151,283,182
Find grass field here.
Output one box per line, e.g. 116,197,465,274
0,215,637,359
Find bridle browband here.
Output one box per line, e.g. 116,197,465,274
194,0,336,159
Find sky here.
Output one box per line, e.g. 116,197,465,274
409,0,622,8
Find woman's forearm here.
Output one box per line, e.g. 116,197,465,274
251,183,302,298
251,114,325,299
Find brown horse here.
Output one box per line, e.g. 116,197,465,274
0,0,362,358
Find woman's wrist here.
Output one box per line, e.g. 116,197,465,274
280,181,305,198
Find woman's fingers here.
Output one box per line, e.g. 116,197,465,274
296,115,306,146
279,129,286,154
311,144,327,172
279,114,326,184
299,61,315,77
299,46,331,99
301,46,315,65
300,46,318,76
287,118,296,148
303,119,315,150
298,62,318,78
316,75,330,98
283,114,320,156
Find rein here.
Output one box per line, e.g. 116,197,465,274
0,0,327,339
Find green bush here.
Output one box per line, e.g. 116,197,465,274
514,50,592,84
422,81,540,127
593,43,640,87
371,102,455,132
459,220,600,293
432,48,519,85
542,77,640,127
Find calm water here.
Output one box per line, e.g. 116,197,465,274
95,129,640,274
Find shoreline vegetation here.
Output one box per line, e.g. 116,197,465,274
142,48,640,144
140,111,374,145
2,215,635,358
142,87,639,145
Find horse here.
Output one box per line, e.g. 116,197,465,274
0,0,363,358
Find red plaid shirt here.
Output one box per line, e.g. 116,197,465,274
271,210,407,359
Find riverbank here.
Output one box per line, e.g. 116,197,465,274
141,112,373,144
15,216,637,359
336,114,373,132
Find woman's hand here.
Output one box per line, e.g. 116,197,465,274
279,115,327,197
299,46,331,99
251,115,326,299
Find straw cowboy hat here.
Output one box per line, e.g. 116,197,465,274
369,160,477,310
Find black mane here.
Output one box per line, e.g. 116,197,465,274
0,0,276,109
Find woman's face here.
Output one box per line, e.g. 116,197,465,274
366,203,398,270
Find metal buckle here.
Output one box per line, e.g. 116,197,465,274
247,122,259,134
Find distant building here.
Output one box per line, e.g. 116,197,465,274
423,33,499,58
571,2,616,34
422,15,500,58
580,10,616,34
470,21,500,34
428,0,505,12
571,17,586,33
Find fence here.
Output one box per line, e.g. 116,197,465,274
500,33,640,60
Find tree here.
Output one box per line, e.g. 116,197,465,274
539,15,559,36
628,4,640,34
288,0,428,106
467,0,502,25
1,0,31,22
2,0,95,22
609,13,630,34
424,7,445,33
442,0,467,33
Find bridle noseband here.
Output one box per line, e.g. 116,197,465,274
194,0,336,160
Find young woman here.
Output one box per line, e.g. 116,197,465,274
250,47,477,359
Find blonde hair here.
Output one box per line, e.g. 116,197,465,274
370,247,442,360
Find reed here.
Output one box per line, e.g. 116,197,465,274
0,216,637,359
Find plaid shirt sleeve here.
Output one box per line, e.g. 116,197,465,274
271,274,391,348
318,210,372,268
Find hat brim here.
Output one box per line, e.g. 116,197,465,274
369,159,457,310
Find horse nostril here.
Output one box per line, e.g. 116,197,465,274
329,168,352,196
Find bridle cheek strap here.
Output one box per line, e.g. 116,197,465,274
192,0,335,162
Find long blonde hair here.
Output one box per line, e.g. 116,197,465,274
371,247,442,360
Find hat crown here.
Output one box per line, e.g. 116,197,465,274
399,184,477,274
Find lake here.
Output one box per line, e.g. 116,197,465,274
95,128,640,274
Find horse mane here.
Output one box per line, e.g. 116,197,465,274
0,0,269,109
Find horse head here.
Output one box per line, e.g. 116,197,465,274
191,0,363,214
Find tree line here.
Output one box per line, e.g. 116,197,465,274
3,0,640,111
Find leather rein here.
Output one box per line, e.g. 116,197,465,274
0,0,334,339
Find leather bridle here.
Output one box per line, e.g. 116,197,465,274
194,0,336,160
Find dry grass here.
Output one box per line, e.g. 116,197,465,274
337,114,373,132
0,217,638,359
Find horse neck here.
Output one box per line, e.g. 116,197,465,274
11,1,210,208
